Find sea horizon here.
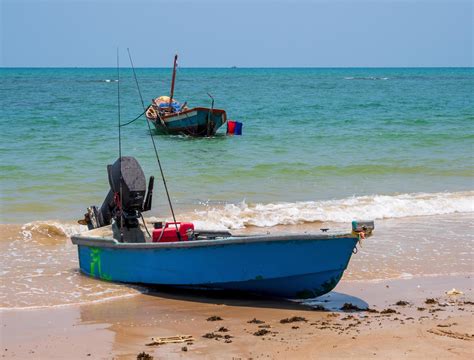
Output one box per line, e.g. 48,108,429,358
1,66,473,69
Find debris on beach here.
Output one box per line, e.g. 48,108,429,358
380,308,397,314
206,316,223,321
146,335,194,346
247,318,265,324
340,303,364,311
280,316,308,324
311,305,328,311
365,308,379,313
437,323,457,328
181,346,188,352
217,326,229,332
137,352,154,360
425,298,437,305
253,329,271,336
395,300,409,306
427,328,474,341
445,288,464,296
202,332,233,342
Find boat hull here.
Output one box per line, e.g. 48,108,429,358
72,234,358,299
148,107,227,136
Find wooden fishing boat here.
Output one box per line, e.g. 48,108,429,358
73,156,374,299
145,55,227,136
146,105,227,136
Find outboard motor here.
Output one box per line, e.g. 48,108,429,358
79,156,154,242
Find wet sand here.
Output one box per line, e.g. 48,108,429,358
2,274,473,359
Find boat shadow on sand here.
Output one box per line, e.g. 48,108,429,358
136,285,369,312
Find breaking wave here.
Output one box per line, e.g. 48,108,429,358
15,191,474,233
192,191,474,230
21,221,87,240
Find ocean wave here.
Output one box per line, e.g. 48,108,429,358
344,76,389,81
192,191,474,229
21,221,87,240
17,191,474,233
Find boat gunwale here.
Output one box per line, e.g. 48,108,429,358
146,107,227,121
162,107,226,120
71,232,358,250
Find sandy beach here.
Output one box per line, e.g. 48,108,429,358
1,274,472,359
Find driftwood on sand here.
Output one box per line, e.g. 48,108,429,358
146,335,194,346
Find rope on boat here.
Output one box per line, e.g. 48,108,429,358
352,231,365,254
127,48,181,240
119,109,146,127
140,213,152,239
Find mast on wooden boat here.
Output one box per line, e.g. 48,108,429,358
168,54,178,111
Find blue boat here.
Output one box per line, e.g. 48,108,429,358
145,54,228,136
71,224,372,299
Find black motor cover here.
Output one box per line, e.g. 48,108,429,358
107,156,146,211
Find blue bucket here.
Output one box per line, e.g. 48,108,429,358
234,121,243,135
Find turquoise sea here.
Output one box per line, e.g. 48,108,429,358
0,67,473,225
1,67,473,309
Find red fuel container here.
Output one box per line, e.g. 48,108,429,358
152,222,194,242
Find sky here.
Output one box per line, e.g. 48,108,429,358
1,0,473,67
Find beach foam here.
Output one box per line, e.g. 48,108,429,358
192,191,474,230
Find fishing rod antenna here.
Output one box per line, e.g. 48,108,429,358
126,48,180,239
116,47,124,242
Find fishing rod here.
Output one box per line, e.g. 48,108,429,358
126,48,181,240
116,48,124,242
